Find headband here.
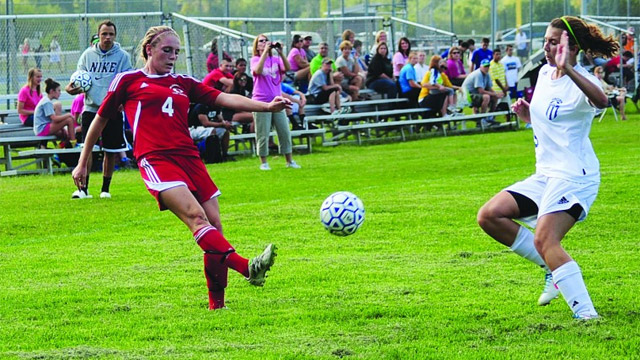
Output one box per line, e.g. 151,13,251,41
561,16,582,51
150,28,174,44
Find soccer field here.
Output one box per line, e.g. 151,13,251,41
1,116,639,359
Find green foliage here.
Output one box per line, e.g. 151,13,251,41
0,113,639,359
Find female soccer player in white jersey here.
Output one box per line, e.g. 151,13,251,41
72,26,291,310
477,16,618,320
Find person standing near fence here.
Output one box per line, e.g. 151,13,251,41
49,35,63,73
477,16,617,320
66,20,132,199
72,26,285,310
251,34,301,171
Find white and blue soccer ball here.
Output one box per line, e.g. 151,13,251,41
70,70,92,92
320,191,365,236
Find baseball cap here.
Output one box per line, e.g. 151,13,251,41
480,59,491,67
90,34,99,45
303,34,313,40
322,58,333,65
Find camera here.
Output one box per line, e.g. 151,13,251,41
271,42,281,49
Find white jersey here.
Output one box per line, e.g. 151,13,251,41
529,64,600,183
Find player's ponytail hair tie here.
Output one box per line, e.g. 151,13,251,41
561,16,582,51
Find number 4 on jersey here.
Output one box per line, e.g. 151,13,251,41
162,97,174,117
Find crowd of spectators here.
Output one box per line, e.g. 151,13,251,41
18,25,637,173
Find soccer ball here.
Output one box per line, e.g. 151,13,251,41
320,191,365,236
70,70,92,92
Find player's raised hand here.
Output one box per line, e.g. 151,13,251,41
511,98,531,123
555,30,570,72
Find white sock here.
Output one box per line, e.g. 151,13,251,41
552,261,598,317
510,226,548,271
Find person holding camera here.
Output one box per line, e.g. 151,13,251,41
251,34,300,171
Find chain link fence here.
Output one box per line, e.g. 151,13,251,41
1,12,163,105
171,14,457,81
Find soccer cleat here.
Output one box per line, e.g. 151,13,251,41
247,244,277,287
538,271,560,306
573,313,600,321
71,189,93,199
259,163,271,171
286,160,301,169
100,192,112,199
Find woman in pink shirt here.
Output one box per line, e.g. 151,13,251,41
17,67,43,126
392,37,411,78
287,34,310,82
445,46,467,86
251,34,300,171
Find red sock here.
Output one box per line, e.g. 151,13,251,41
208,290,225,310
194,226,249,309
193,225,249,276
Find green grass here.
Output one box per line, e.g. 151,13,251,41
1,114,639,359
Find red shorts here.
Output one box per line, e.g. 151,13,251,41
137,153,220,210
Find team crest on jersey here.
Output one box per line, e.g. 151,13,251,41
169,84,187,97
545,98,562,120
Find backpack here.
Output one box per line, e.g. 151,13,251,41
200,135,224,164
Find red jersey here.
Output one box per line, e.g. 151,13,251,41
98,70,221,159
203,68,233,91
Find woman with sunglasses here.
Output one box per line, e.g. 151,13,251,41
445,46,467,87
251,34,300,171
477,16,618,320
287,34,310,83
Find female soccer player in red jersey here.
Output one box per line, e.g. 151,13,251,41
72,26,290,310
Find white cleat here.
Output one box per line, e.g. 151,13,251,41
71,189,93,199
100,192,112,199
538,271,560,306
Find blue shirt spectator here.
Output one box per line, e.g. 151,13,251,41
398,62,418,94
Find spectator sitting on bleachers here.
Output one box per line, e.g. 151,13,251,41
203,58,234,92
223,72,256,133
281,82,308,130
594,66,627,120
232,58,253,96
414,51,428,85
365,42,397,99
340,29,356,52
353,40,368,75
287,34,311,83
488,48,511,111
309,42,345,87
302,34,316,62
188,103,233,163
33,78,76,143
470,37,493,73
18,67,43,127
462,59,503,126
398,52,422,108
336,41,364,101
418,55,458,117
206,38,233,73
308,58,346,116
392,37,411,79
445,46,467,87
604,51,634,87
369,30,392,62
